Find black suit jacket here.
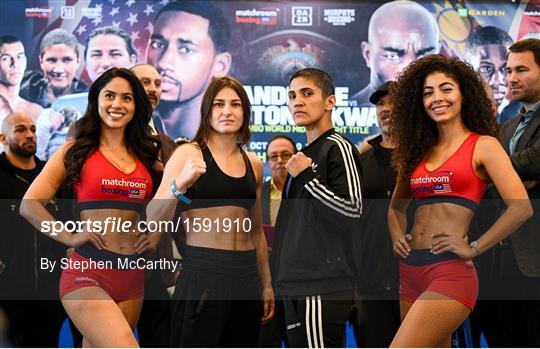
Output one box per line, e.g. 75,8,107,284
500,106,540,276
261,180,271,225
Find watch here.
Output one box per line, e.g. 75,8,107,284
469,240,480,256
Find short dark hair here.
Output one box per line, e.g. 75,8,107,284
465,26,513,52
508,38,540,66
193,76,251,146
84,26,137,59
40,28,79,57
289,68,335,98
266,135,297,155
155,0,230,53
0,35,20,48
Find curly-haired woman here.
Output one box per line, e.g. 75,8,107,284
388,55,532,347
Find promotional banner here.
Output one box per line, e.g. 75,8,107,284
1,0,539,162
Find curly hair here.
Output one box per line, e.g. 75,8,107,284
391,54,499,179
64,68,160,186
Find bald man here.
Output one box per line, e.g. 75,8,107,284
131,64,166,134
131,64,162,109
130,64,177,161
0,113,66,347
352,1,440,106
0,36,42,124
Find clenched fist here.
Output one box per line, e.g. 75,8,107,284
286,152,312,177
174,156,206,192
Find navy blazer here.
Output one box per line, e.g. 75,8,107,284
500,106,540,276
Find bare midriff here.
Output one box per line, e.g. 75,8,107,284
80,209,142,254
183,206,254,251
409,203,474,249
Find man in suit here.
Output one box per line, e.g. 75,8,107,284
262,135,297,226
495,38,540,347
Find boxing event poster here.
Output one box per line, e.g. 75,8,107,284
1,0,538,163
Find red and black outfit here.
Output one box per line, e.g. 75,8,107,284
402,132,487,310
59,149,152,302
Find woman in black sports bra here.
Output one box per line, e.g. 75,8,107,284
146,76,274,347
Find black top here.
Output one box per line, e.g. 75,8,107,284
0,153,66,299
272,129,363,297
19,70,88,108
356,135,399,298
182,144,256,211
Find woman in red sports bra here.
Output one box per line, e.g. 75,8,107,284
146,76,274,347
388,55,532,347
21,68,160,347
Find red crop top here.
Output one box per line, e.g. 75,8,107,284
409,132,487,211
74,150,153,211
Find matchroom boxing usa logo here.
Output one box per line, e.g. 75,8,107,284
410,170,453,194
101,178,148,199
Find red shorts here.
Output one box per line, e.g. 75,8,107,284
399,249,478,311
59,246,144,302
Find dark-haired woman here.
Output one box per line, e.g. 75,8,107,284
21,67,160,347
387,55,532,347
146,76,274,347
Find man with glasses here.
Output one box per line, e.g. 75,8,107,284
262,135,297,226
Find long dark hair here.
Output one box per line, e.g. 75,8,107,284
64,67,160,186
193,76,251,147
391,55,499,179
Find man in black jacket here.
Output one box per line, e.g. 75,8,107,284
273,68,362,348
0,112,66,346
492,38,540,347
353,81,400,347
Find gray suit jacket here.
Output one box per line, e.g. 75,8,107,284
500,106,540,276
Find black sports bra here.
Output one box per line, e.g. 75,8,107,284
181,144,256,211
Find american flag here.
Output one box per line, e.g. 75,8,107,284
433,183,452,194
27,0,172,68
129,188,146,199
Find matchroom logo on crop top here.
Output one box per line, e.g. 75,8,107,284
101,178,148,199
410,171,453,194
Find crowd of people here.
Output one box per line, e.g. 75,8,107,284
0,1,539,347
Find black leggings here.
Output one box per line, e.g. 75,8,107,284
170,245,262,347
